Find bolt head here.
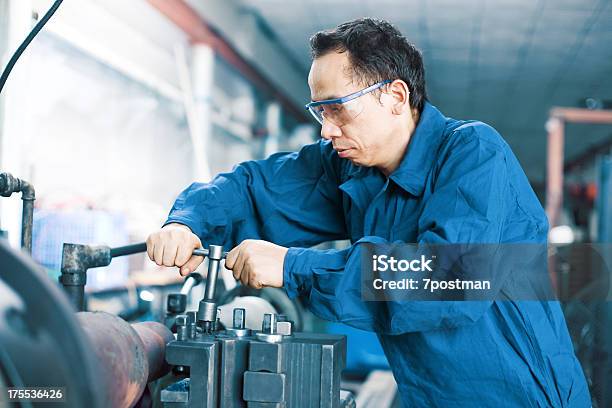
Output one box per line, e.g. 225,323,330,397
276,321,293,336
175,314,188,326
233,308,246,329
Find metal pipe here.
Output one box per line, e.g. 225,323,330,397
545,117,564,229
544,107,612,229
549,107,612,124
19,181,35,253
63,281,86,312
146,0,309,123
132,321,175,382
59,244,112,311
0,172,36,253
193,247,228,258
77,312,173,408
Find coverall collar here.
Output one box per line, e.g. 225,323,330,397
388,102,447,196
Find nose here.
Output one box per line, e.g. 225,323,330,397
320,119,342,140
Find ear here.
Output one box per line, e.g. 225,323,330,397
385,80,410,115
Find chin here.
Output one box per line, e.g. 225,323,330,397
348,156,370,167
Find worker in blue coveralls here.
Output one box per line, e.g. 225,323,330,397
147,18,590,407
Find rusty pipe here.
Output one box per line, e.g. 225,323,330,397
77,312,173,408
0,172,36,253
132,321,175,382
60,244,111,311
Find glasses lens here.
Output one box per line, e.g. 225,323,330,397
307,105,324,125
307,95,367,126
320,103,344,126
340,98,364,123
309,100,364,127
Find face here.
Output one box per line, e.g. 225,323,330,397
308,52,407,168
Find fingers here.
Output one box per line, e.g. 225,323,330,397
175,234,202,267
146,224,203,274
146,235,154,262
162,243,179,267
229,248,246,282
225,240,281,289
248,267,263,289
179,255,204,276
225,244,240,270
239,260,250,286
226,243,249,286
236,253,249,285
153,239,164,266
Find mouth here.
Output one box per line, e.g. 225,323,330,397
335,147,353,158
334,146,353,157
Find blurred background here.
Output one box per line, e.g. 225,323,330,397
0,0,611,406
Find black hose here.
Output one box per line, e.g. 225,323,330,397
0,0,64,94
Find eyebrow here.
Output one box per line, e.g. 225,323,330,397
311,79,356,102
311,94,341,102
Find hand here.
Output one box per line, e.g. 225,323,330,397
225,239,288,289
146,223,204,276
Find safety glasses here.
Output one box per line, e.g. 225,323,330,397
305,79,392,126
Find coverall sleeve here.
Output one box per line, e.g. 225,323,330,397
283,133,510,334
165,140,348,249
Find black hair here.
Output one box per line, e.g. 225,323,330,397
310,18,427,113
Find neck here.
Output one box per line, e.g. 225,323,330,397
377,111,420,176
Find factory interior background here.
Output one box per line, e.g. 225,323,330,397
0,0,611,407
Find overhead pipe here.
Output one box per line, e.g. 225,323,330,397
545,107,612,294
146,0,309,123
545,107,612,229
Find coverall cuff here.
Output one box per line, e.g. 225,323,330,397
283,247,318,299
163,214,203,238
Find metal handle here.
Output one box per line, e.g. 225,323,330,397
192,247,228,259
108,242,227,259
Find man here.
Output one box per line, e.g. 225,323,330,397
147,18,590,407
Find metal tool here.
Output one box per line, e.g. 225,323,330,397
196,244,225,333
59,241,225,312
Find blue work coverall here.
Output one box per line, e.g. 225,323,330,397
166,102,590,407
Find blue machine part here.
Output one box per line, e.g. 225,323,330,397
325,322,389,375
